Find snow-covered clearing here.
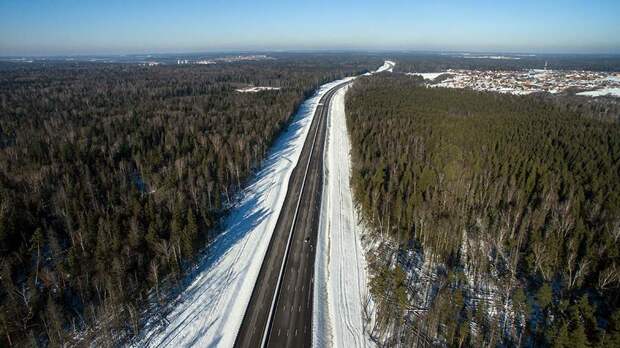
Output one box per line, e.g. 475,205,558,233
313,85,375,348
235,86,281,93
134,76,355,348
374,60,395,73
406,72,451,80
577,87,620,97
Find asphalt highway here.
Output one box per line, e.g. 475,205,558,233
235,81,352,348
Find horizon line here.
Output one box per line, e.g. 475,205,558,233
2,48,620,59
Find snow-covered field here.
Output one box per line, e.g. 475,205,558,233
374,60,395,73
406,72,450,80
313,85,375,348
134,76,355,348
235,86,281,93
577,87,620,97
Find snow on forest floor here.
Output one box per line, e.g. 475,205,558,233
313,85,375,348
133,76,355,348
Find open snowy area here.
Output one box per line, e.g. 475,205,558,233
577,87,620,97
406,72,448,80
133,76,355,348
374,60,395,73
235,86,281,93
313,85,375,348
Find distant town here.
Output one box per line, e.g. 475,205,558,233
172,54,274,66
410,67,620,97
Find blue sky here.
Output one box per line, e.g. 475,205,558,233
1,0,619,56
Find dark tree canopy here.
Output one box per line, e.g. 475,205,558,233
0,57,380,346
346,75,620,347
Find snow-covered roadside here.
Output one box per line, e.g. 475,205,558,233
312,61,395,348
313,87,376,348
134,76,355,348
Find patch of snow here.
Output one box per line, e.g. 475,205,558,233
374,60,395,73
133,76,355,348
313,85,376,348
607,76,620,83
235,86,281,93
406,72,451,81
577,87,620,97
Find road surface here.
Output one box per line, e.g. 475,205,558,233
235,81,352,348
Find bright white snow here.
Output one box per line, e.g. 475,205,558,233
313,61,394,347
577,87,620,97
313,85,375,348
134,76,355,348
235,86,281,93
406,72,451,80
374,60,395,73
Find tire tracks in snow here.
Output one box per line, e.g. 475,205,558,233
316,85,374,348
336,147,362,347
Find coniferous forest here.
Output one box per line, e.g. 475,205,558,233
346,75,620,347
0,56,379,346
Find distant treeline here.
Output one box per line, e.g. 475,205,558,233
390,53,620,72
346,75,620,347
0,57,380,346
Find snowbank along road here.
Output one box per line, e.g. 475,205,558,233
313,85,376,348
